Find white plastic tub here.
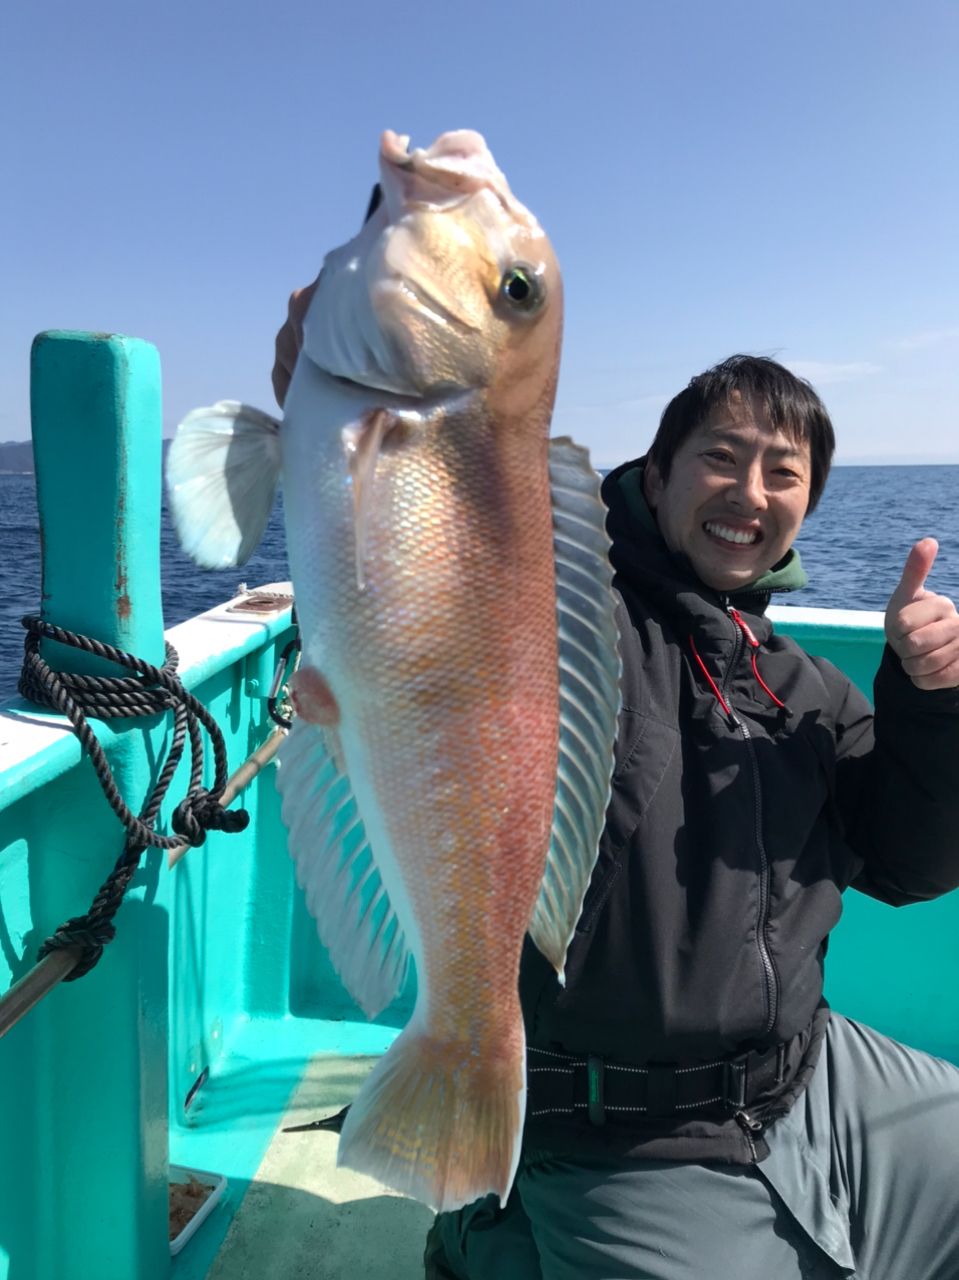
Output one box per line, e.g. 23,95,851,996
169,1164,227,1256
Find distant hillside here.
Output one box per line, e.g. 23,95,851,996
0,442,33,473
0,439,173,475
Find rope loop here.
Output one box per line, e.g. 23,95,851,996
18,614,252,979
18,615,248,850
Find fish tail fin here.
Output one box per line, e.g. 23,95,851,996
337,1016,525,1212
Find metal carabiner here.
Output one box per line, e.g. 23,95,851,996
268,629,301,729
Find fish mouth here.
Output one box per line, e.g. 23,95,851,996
378,129,533,226
381,129,498,195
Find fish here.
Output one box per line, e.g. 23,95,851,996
166,129,620,1212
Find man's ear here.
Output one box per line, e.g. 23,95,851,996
644,458,664,511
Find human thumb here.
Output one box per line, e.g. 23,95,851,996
890,537,939,608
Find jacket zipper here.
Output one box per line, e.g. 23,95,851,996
728,607,787,710
723,605,780,1036
720,605,743,703
734,1108,764,1158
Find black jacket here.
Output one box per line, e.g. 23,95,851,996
520,458,959,1162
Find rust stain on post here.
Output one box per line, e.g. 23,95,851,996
115,471,131,620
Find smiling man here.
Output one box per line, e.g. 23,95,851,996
644,387,816,592
273,299,959,1278
425,354,959,1280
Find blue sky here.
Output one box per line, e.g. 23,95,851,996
2,0,957,466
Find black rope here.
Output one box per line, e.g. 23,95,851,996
19,615,250,980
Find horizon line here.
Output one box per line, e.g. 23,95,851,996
3,438,959,470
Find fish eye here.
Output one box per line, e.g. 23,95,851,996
500,265,544,313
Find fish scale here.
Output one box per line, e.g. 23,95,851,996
318,417,559,1028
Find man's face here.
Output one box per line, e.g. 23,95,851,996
644,392,812,593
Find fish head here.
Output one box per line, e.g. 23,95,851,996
302,130,562,418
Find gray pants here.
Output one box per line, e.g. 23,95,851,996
425,1015,959,1279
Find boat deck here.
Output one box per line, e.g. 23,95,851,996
163,1012,431,1280
205,1054,433,1280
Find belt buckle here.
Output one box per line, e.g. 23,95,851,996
587,1054,606,1126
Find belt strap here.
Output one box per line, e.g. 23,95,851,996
527,1041,787,1125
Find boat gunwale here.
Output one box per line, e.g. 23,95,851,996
0,585,294,817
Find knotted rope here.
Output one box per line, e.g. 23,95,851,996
18,615,250,978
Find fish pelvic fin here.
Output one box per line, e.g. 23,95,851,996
277,719,410,1017
337,1016,525,1213
342,408,401,590
166,401,281,568
528,437,621,980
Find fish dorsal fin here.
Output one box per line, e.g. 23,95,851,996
166,401,281,568
277,718,411,1017
528,438,621,982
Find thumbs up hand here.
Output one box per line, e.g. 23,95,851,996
884,539,959,690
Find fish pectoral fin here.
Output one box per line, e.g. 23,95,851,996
342,408,402,589
166,401,281,568
276,720,411,1017
528,437,621,982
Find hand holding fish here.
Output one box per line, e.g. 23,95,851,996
885,538,959,689
271,279,317,407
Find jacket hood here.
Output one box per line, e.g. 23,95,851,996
600,456,808,613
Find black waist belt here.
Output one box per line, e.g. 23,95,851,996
527,1040,791,1126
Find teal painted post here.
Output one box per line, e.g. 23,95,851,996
21,333,170,1279
31,331,165,672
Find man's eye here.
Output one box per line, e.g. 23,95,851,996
704,450,734,464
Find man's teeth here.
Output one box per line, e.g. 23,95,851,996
704,522,759,545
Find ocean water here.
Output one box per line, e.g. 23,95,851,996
1,465,957,697
0,475,290,698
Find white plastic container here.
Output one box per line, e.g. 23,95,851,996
169,1164,228,1256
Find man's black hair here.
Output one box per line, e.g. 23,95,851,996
647,355,836,513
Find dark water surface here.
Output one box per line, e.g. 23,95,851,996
1,465,957,696
0,475,290,697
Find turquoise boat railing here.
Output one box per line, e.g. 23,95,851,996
0,332,956,1280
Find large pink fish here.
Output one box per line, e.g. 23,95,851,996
167,129,620,1211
